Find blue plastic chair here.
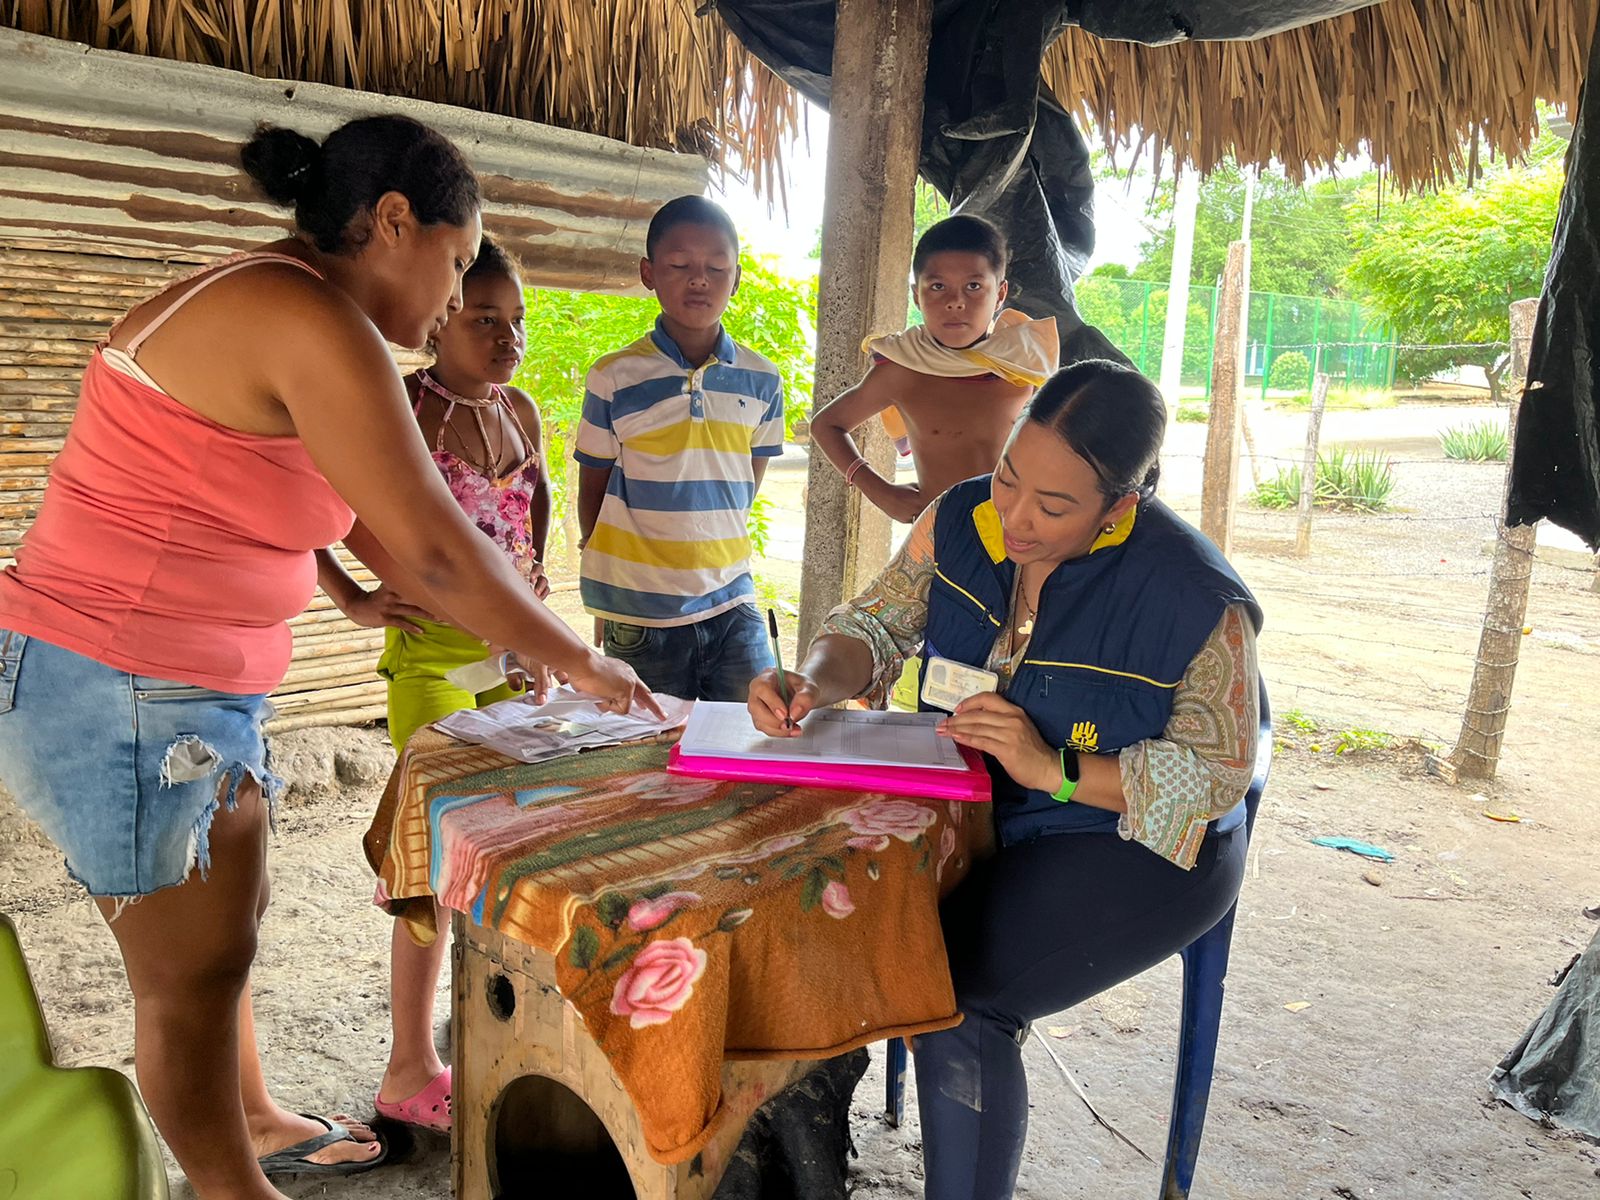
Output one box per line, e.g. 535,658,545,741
884,682,1273,1200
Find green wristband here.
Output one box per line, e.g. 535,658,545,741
1052,746,1080,803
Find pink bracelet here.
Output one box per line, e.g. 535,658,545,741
843,456,869,487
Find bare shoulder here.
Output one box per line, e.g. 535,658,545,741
838,357,914,405
242,263,378,340
505,386,543,434
504,385,541,420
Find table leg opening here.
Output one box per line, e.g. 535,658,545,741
490,1073,636,1199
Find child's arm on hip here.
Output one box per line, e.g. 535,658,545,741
810,359,902,476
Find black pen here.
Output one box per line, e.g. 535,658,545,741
768,608,792,729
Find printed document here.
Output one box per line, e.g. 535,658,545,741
435,687,691,763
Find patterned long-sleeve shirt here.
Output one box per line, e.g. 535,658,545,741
819,498,1258,869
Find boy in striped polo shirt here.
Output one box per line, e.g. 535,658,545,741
574,196,784,700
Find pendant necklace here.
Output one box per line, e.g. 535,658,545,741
1008,568,1038,668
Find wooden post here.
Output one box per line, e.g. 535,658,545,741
1200,241,1248,555
796,0,932,646
1294,362,1330,557
1433,297,1541,783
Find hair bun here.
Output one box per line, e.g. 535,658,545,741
241,125,320,206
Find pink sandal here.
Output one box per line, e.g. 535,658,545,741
374,1067,452,1133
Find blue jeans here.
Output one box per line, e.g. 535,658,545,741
0,630,279,898
602,603,774,702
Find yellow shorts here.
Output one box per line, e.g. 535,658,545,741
376,619,517,750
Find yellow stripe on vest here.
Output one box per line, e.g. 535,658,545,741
1021,659,1182,689
933,567,1001,626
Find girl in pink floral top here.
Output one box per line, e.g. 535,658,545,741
324,238,550,1134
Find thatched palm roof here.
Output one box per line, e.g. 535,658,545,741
0,0,805,200
1,0,1591,191
1049,0,1599,189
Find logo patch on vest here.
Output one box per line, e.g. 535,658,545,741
1069,721,1099,752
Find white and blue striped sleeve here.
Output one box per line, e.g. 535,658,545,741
752,372,785,457
574,364,619,468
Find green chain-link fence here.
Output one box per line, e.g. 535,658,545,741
1074,276,1397,397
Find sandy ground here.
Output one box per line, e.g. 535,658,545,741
3,399,1599,1198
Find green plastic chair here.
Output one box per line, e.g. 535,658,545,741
0,912,168,1199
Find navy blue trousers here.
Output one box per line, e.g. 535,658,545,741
914,825,1247,1199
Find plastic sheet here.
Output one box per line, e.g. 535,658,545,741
714,1,1366,368
714,0,1600,544
1490,925,1600,1143
1508,15,1600,548
711,1049,869,1199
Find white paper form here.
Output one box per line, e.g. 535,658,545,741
434,687,692,763
678,701,968,771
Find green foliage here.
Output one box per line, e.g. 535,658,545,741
1282,709,1318,734
747,492,773,557
1175,402,1210,423
515,254,817,441
1252,446,1395,512
511,254,817,547
1133,162,1369,298
1267,350,1312,392
1333,727,1394,755
1439,420,1509,462
1072,272,1220,384
1344,134,1565,392
907,181,953,325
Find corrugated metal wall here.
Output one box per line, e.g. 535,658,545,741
0,28,708,729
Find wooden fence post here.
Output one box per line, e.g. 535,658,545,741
1295,360,1330,557
796,0,931,647
1432,297,1541,783
1200,241,1248,555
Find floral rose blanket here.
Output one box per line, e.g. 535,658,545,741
362,730,995,1165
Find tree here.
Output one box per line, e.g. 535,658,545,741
1344,137,1564,404
1132,162,1369,298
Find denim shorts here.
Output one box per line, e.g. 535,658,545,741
0,630,282,899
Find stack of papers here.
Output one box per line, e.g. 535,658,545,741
668,702,991,802
433,687,692,764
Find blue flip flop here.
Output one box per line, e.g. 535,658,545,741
258,1113,388,1177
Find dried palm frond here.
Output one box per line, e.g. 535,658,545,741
0,0,804,195
1046,0,1598,190
2,0,1592,192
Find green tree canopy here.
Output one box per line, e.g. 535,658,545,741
1343,135,1565,401
515,254,817,438
1132,162,1369,299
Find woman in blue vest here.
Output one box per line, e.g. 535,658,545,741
749,359,1262,1199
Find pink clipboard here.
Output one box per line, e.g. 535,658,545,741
666,742,993,803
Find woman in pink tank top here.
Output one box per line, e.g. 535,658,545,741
0,116,658,1198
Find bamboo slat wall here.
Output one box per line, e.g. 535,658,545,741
0,29,708,730
0,240,392,731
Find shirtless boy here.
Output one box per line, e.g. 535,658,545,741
811,214,1058,523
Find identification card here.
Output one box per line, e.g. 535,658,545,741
920,656,1000,712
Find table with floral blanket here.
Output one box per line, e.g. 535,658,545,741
363,727,994,1166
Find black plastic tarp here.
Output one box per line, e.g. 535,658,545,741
1490,926,1600,1143
712,1,1370,366
715,0,1600,546
1509,13,1600,549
